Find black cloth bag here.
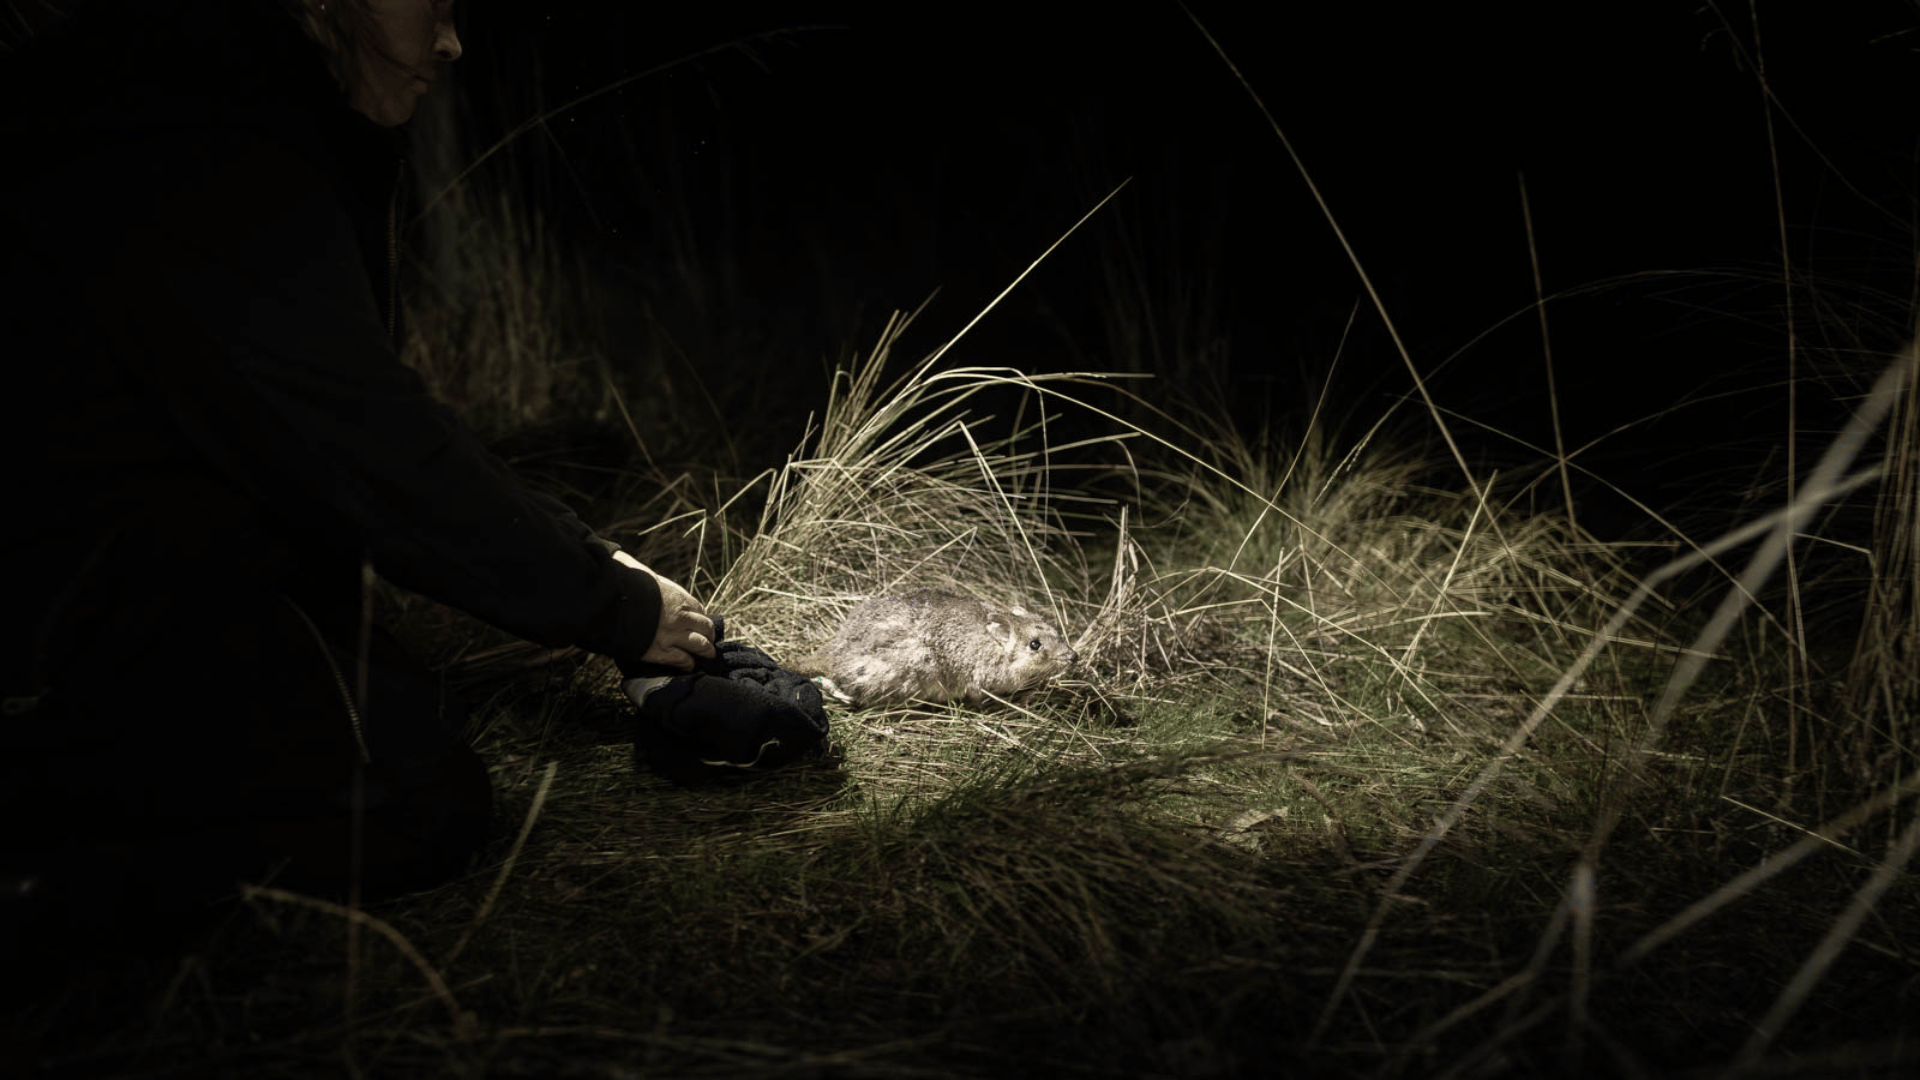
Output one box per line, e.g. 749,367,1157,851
622,616,831,785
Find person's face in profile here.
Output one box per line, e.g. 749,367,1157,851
323,0,463,127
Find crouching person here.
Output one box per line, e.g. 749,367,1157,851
0,0,716,956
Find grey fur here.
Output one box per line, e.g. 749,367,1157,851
817,589,1078,706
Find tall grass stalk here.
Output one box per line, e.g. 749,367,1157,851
1845,340,1919,786
1179,6,1920,1064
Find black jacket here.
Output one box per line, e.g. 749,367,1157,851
1,0,663,684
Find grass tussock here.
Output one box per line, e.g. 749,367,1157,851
697,306,1114,658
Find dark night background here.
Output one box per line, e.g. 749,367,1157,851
428,1,1920,533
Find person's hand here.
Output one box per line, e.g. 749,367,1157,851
612,551,717,671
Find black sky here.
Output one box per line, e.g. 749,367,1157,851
433,2,1920,503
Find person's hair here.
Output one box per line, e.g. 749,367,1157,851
281,0,411,99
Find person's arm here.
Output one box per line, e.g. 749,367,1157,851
27,129,707,670
610,551,717,670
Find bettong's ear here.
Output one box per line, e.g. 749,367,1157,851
985,611,1012,645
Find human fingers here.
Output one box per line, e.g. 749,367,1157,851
640,641,696,671
667,611,718,658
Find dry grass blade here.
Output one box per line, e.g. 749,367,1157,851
1634,347,1911,741
1176,3,1488,515
445,758,558,967
1518,173,1577,531
1731,803,1920,1071
1845,324,1919,783
240,885,474,1034
1619,766,1920,966
415,27,845,222
1386,970,1538,1077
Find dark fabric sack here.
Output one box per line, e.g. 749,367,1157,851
622,617,830,785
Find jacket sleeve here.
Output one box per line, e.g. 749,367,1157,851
27,130,662,670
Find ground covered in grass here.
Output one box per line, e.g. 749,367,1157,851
8,318,1916,1079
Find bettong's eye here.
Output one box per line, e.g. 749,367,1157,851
1028,638,1042,651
